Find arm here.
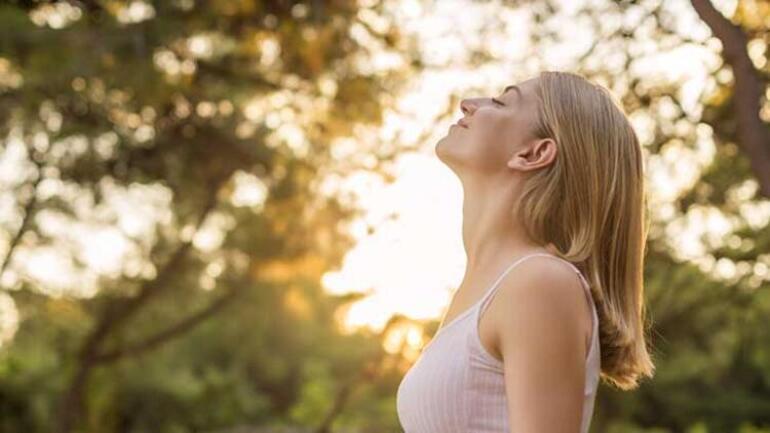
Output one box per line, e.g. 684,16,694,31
494,260,589,433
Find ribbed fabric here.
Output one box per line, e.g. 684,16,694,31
396,253,601,433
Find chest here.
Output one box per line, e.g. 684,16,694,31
396,325,471,433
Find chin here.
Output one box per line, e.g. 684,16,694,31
435,137,454,164
435,146,463,175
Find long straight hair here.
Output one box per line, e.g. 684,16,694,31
517,70,655,390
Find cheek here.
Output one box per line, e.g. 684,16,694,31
470,110,514,154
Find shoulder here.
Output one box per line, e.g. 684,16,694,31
494,256,588,315
490,256,590,361
491,256,590,431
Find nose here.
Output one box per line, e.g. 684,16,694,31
460,98,476,116
460,98,486,116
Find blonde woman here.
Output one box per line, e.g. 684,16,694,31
396,71,655,433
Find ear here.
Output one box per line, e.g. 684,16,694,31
506,145,531,169
507,138,556,169
531,137,557,161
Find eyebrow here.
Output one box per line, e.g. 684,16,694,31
502,84,522,98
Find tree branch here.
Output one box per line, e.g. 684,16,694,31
690,0,770,198
93,288,240,364
76,171,229,362
0,149,45,290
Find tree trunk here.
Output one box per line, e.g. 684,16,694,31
56,358,94,433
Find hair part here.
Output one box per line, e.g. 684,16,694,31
515,70,655,390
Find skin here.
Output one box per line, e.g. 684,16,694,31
434,76,592,432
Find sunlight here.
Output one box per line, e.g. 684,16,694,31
323,0,729,337
382,321,426,363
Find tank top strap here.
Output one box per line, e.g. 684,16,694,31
477,253,594,320
477,253,557,317
542,255,593,298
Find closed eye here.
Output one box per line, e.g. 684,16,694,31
491,97,505,106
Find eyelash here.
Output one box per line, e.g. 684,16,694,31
491,98,505,106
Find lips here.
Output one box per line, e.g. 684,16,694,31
454,119,469,129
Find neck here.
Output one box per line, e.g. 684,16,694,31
460,179,553,279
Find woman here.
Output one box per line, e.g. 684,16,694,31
396,71,655,433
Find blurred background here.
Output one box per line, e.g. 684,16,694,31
0,0,769,432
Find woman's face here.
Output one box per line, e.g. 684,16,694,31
436,77,542,176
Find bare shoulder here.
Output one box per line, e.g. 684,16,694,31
489,256,590,431
488,256,590,361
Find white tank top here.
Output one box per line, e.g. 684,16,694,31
396,253,601,433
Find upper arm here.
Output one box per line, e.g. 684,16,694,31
494,259,589,433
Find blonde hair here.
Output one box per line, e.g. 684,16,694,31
517,70,655,390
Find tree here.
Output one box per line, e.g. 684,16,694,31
0,1,417,432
